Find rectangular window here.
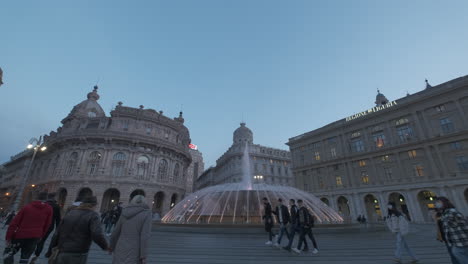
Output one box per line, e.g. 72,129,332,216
408,150,417,159
122,120,129,131
381,155,390,162
395,118,409,126
351,139,365,152
333,164,339,171
456,156,468,170
328,137,337,144
330,147,337,158
451,141,462,150
372,133,386,148
361,171,369,184
435,104,446,112
397,125,413,142
145,125,152,135
440,118,454,134
300,155,305,165
335,176,343,187
315,152,321,161
413,164,425,177
359,160,367,167
318,176,324,188
384,167,393,180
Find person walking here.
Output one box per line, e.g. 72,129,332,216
292,199,318,254
109,195,152,264
435,197,468,264
386,202,419,264
435,210,459,263
283,199,308,251
3,192,53,264
46,196,110,264
272,198,290,248
31,193,62,263
262,197,274,245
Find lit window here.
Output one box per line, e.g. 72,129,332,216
456,156,468,170
408,150,417,159
451,142,462,150
358,160,367,167
381,155,390,162
373,133,386,148
361,171,369,184
395,118,409,126
335,176,343,187
315,152,321,161
87,151,102,175
440,118,454,134
330,147,337,158
413,164,424,177
435,105,446,112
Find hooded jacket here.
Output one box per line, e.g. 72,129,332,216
6,201,53,241
110,203,152,264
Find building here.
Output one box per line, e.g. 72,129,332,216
195,122,292,190
185,147,204,193
0,86,194,216
287,76,468,223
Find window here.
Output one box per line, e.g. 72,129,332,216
173,163,180,183
384,167,393,180
330,147,337,158
381,155,390,162
112,152,126,177
270,166,274,174
318,176,324,188
277,167,282,175
314,152,321,161
145,125,152,135
335,176,343,187
263,164,267,172
65,152,78,176
408,150,417,159
328,137,337,144
397,125,413,142
87,151,101,175
86,120,100,129
333,164,339,171
413,164,425,177
358,160,367,167
456,156,468,170
158,159,168,181
440,118,454,134
300,155,305,165
361,171,369,184
451,141,462,150
373,133,386,148
122,120,129,131
435,104,446,112
395,118,409,126
88,111,97,118
351,131,361,138
351,139,365,152
136,156,149,179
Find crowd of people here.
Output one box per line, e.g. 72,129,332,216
2,192,152,264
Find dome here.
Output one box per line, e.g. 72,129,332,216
162,183,343,224
375,90,389,106
233,122,253,144
62,86,106,123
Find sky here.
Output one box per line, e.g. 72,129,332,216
1,0,468,167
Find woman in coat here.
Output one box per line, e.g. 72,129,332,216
110,195,152,264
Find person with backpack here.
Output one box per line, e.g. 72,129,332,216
272,198,290,248
435,197,468,264
262,197,274,245
292,199,318,254
386,202,419,264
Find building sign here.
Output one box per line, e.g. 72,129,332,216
345,101,398,122
189,143,198,150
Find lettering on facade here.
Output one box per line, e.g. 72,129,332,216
345,101,398,122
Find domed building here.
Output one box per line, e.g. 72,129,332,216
0,86,196,216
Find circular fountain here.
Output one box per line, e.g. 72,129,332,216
162,143,343,224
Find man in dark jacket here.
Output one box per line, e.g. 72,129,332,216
31,193,62,263
284,199,307,251
47,196,109,264
262,197,274,245
3,192,53,264
273,198,290,247
292,199,319,254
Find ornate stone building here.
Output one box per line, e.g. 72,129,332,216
185,148,204,194
195,123,292,190
288,75,468,223
0,86,194,216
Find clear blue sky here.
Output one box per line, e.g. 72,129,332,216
1,1,468,167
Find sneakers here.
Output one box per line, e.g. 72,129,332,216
292,248,301,254
265,241,273,245
312,248,319,254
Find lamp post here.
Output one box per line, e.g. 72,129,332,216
11,136,47,211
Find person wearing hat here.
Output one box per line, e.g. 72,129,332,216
47,196,110,264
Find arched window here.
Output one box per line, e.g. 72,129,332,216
136,155,149,179
87,151,102,175
173,163,180,183
158,159,168,181
112,152,126,177
65,152,78,176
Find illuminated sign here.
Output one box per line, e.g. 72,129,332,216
346,101,397,122
188,143,198,150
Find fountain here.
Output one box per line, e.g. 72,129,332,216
162,143,343,224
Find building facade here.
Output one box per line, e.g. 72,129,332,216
288,76,468,223
0,86,194,216
185,148,204,194
195,123,293,190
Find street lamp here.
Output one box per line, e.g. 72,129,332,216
11,136,47,211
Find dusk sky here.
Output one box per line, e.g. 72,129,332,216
1,1,468,167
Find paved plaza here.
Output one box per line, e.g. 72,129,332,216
0,224,452,264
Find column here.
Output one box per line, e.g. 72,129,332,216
378,192,388,216
369,157,382,185
352,193,363,220
411,112,426,140
433,144,450,178
405,190,424,223
419,111,434,138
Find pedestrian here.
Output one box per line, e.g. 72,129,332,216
110,195,152,264
283,199,308,251
435,196,468,264
262,197,274,245
46,195,110,264
3,192,53,264
31,193,62,263
65,196,84,214
105,210,118,235
435,210,459,263
292,199,318,254
386,202,419,264
357,215,362,224
272,198,290,248
2,211,16,229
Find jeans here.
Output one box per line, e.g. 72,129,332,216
285,224,308,249
56,252,89,264
394,232,418,260
297,227,318,250
450,246,468,264
276,224,290,244
3,238,40,264
444,243,460,264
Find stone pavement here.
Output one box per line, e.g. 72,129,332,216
0,224,453,264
